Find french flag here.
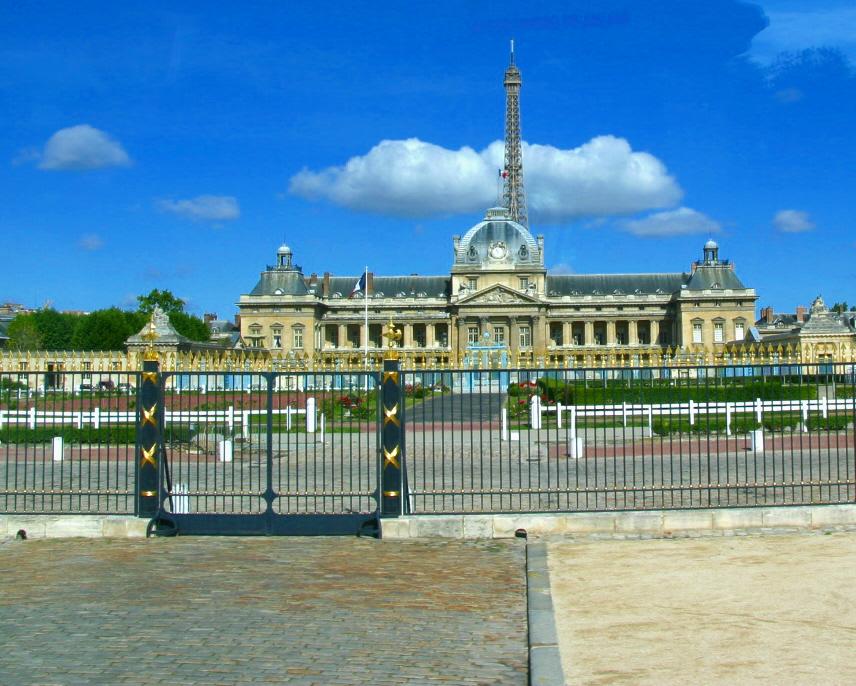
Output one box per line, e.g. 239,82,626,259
350,271,367,297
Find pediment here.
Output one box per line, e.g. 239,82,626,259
459,284,539,306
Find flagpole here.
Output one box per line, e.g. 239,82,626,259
364,265,369,366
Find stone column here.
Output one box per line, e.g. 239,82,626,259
338,324,347,349
651,320,660,346
563,321,571,347
629,320,638,346
533,315,546,356
425,323,435,348
403,323,412,349
607,321,616,346
584,321,594,346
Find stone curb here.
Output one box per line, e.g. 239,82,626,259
380,503,856,539
527,541,565,686
0,515,149,539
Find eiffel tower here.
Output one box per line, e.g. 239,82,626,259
502,40,528,227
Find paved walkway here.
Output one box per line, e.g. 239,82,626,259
0,537,527,685
548,529,856,685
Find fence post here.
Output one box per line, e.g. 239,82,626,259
530,394,542,429
137,354,162,519
380,320,404,517
688,399,695,426
726,402,732,436
306,397,317,433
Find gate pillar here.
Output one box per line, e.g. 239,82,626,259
380,320,404,517
137,329,163,518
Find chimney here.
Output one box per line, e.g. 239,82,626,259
234,313,241,327
796,305,807,323
322,272,331,298
761,306,774,323
204,313,217,324
366,271,374,296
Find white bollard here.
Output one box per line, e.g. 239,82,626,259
622,402,628,428
172,484,190,514
218,439,233,462
76,411,83,429
755,397,763,423
801,400,809,433
726,402,733,436
530,395,542,430
821,396,828,419
688,399,695,426
306,397,317,433
226,405,234,433
750,428,764,454
92,407,101,430
242,410,250,440
28,406,36,430
501,408,509,441
52,436,64,462
320,413,326,442
556,403,563,429
569,436,585,459
646,405,653,438
286,408,293,432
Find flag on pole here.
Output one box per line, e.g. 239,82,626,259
350,270,367,298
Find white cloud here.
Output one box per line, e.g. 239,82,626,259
748,6,856,65
549,262,575,275
78,233,104,251
773,209,815,233
622,207,721,238
158,195,240,221
289,135,682,222
38,124,131,170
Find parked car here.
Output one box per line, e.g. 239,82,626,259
98,380,115,391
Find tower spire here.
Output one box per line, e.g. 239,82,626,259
502,40,528,227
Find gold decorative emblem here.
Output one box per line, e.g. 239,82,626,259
383,445,400,470
383,403,400,427
382,317,402,360
141,403,158,427
142,371,158,384
140,490,157,498
140,444,158,468
142,319,159,362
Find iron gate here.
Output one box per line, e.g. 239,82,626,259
144,367,390,536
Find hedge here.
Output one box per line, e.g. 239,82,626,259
531,377,816,405
0,425,193,444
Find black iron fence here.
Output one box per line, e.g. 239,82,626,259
1,363,854,518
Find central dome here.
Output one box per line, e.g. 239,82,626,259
454,207,542,269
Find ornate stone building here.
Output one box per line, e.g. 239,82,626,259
238,214,757,366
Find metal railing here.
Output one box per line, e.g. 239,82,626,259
0,370,141,514
400,363,856,513
2,363,854,518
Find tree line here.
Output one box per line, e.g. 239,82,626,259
5,289,211,351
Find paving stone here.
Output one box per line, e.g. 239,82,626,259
0,537,527,685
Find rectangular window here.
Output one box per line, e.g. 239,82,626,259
467,277,478,291
82,362,92,380
735,322,745,341
272,334,282,349
292,327,304,349
493,326,505,344
714,322,724,343
519,325,531,348
519,277,529,290
467,326,480,344
692,322,703,344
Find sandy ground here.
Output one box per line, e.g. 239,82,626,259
548,531,856,685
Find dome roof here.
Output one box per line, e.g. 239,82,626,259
704,239,718,250
454,207,542,269
277,244,292,255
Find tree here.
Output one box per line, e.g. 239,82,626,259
137,289,186,315
71,308,146,350
6,316,43,350
169,311,210,342
831,301,849,314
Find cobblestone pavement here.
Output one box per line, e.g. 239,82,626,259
0,537,527,685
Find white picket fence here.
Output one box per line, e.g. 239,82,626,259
500,395,855,456
0,398,321,436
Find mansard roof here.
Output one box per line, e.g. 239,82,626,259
684,266,747,291
546,273,687,297
326,275,450,299
250,270,310,297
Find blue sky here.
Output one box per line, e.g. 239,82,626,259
2,0,855,316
